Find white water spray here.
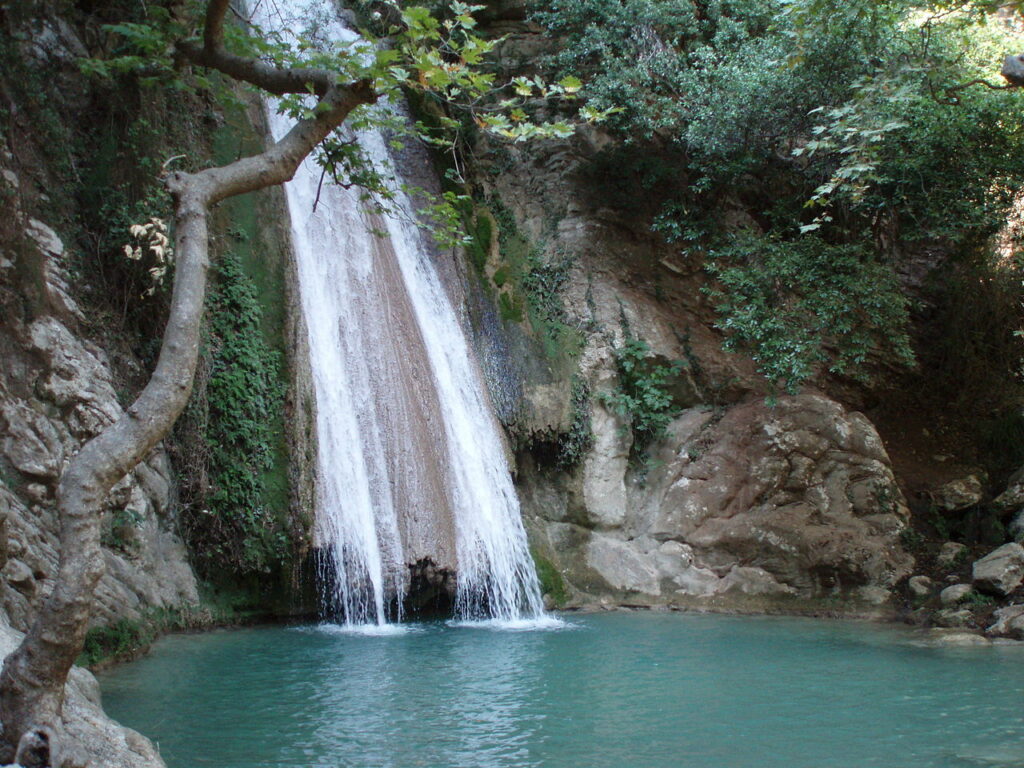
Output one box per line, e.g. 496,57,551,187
256,0,545,626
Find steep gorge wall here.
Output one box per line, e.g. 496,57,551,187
455,3,1024,626
458,1,946,615
468,142,915,612
0,9,199,639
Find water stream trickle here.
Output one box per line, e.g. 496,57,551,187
256,0,544,627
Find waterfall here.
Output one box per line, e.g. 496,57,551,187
255,0,545,627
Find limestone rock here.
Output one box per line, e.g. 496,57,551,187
640,395,911,599
26,220,86,324
930,473,985,512
2,558,35,595
0,623,165,768
932,631,991,647
524,393,913,610
580,402,630,529
994,464,1024,513
908,575,934,597
972,543,1024,596
719,566,797,597
585,534,660,596
1,403,64,479
987,604,1024,640
935,608,974,628
936,541,969,569
0,214,198,633
940,583,974,607
856,586,893,606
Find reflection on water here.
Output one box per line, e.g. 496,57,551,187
98,613,1024,768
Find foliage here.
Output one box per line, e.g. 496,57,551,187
488,197,584,361
791,9,1024,235
556,376,594,469
81,1,617,249
121,216,174,294
960,590,996,609
186,252,287,574
534,0,1024,394
899,527,927,553
706,234,914,392
603,337,683,458
77,619,153,668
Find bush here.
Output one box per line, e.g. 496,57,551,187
603,337,683,459
706,234,914,393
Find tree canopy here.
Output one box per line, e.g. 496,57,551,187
534,0,1024,393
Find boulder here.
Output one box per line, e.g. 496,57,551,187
940,583,974,607
994,464,1024,512
585,534,660,596
930,473,985,512
936,541,969,569
987,604,1024,640
932,631,991,647
908,575,934,597
972,543,1024,596
640,395,912,598
525,393,915,609
935,608,974,628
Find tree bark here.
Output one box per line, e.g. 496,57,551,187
0,3,375,761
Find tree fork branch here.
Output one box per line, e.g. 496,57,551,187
0,50,376,762
177,0,342,97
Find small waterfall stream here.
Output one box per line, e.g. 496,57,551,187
256,0,545,627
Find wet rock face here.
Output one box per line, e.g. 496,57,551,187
523,394,913,609
405,558,457,617
0,193,198,632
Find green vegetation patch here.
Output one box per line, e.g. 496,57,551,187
182,251,289,575
602,337,684,462
706,234,914,394
531,548,569,607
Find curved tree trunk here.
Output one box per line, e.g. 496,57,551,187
0,3,375,759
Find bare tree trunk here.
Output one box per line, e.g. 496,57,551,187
0,3,375,760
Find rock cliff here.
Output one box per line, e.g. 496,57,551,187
0,166,198,635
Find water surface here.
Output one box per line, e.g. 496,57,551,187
98,612,1024,768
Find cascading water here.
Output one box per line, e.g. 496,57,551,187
256,0,546,627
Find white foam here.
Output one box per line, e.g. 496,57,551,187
306,622,423,638
447,616,576,633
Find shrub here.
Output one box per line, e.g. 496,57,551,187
603,337,683,459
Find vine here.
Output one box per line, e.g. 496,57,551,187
602,337,683,462
183,251,287,574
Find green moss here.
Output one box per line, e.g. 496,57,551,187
499,291,525,323
487,196,583,364
467,210,493,273
75,584,278,668
531,548,569,607
492,265,511,287
556,376,594,470
193,251,288,574
602,337,684,463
